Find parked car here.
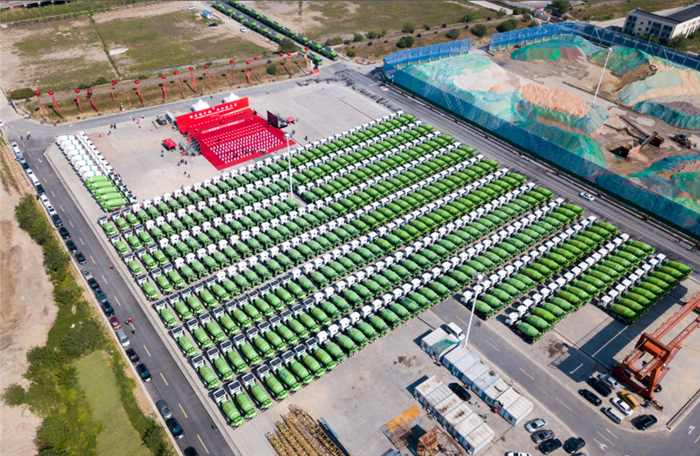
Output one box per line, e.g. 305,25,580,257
598,373,619,389
52,214,63,227
587,377,612,397
136,363,152,382
95,289,108,304
449,383,471,401
531,430,555,444
125,348,140,365
611,398,634,416
109,316,121,330
208,22,218,26
166,418,184,439
563,437,585,454
19,158,29,169
187,4,195,9
539,438,562,455
184,448,199,456
239,27,246,33
525,418,547,433
66,240,77,252
87,278,100,292
36,184,45,195
636,414,657,430
58,227,70,239
156,399,172,419
11,141,20,155
82,268,92,279
75,251,87,264
578,389,601,406
101,300,115,317
579,192,595,202
506,453,531,456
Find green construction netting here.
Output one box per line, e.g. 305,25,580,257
512,36,602,61
633,100,700,129
520,99,609,135
618,70,684,104
631,154,700,198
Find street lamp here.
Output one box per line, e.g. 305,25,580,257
285,132,293,196
593,47,613,105
463,274,484,350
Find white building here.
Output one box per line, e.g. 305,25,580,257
623,4,700,40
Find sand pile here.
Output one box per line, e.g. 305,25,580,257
521,83,592,118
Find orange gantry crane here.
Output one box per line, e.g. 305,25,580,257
613,293,700,408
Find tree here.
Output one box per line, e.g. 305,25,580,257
278,37,296,53
401,21,415,33
353,33,364,42
381,29,388,37
367,31,378,39
496,19,517,33
472,24,487,37
325,37,343,46
528,20,539,28
522,14,531,22
446,28,460,40
267,64,278,75
346,48,356,57
462,12,475,23
396,36,416,48
423,23,431,30
668,34,687,50
552,1,570,15
496,9,507,18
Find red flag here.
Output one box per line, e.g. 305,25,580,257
49,91,63,116
189,66,198,91
75,89,83,113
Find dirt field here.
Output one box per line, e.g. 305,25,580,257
247,1,488,41
0,2,269,93
0,151,57,456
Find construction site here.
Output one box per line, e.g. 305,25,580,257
388,26,700,238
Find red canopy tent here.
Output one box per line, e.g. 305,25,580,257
163,138,177,150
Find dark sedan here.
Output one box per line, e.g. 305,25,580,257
166,418,184,439
449,382,472,401
563,437,585,454
578,389,601,406
125,348,140,365
75,251,87,264
539,438,562,455
587,378,611,397
58,227,70,239
136,363,152,382
636,415,658,430
65,240,77,252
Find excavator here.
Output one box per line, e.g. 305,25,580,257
618,116,663,157
672,133,694,148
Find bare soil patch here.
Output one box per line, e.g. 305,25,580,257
0,162,57,456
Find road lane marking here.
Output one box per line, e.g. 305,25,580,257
42,177,47,183
102,275,108,285
143,345,151,357
129,322,135,331
79,237,84,245
597,431,615,447
59,205,64,212
179,403,188,418
69,220,74,228
160,373,169,386
606,428,618,439
455,316,469,327
26,151,31,157
197,435,209,454
556,397,573,412
51,190,55,197
487,341,500,352
519,367,534,380
90,255,96,264
695,434,700,444
114,296,121,306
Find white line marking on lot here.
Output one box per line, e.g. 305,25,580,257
597,431,615,447
594,438,608,451
569,363,583,375
606,428,618,439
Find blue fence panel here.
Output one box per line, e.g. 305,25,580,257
384,39,471,79
490,22,700,71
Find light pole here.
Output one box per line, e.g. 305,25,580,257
285,132,293,196
593,47,613,105
463,274,484,349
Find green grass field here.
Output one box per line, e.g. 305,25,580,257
568,1,691,21
98,10,268,76
261,1,490,41
75,351,151,456
0,0,138,23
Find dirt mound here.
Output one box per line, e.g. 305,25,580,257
521,82,591,118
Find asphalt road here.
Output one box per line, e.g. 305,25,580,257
3,60,700,456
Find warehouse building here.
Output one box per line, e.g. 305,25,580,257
623,4,700,40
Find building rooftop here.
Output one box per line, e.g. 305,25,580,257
666,4,700,23
631,9,682,24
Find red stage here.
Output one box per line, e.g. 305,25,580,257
175,97,293,170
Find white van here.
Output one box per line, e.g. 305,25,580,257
115,329,130,347
603,406,625,424
446,322,465,340
26,168,40,187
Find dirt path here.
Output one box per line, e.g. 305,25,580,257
0,151,57,456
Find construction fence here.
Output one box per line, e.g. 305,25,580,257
383,39,471,79
388,57,700,238
489,22,700,71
